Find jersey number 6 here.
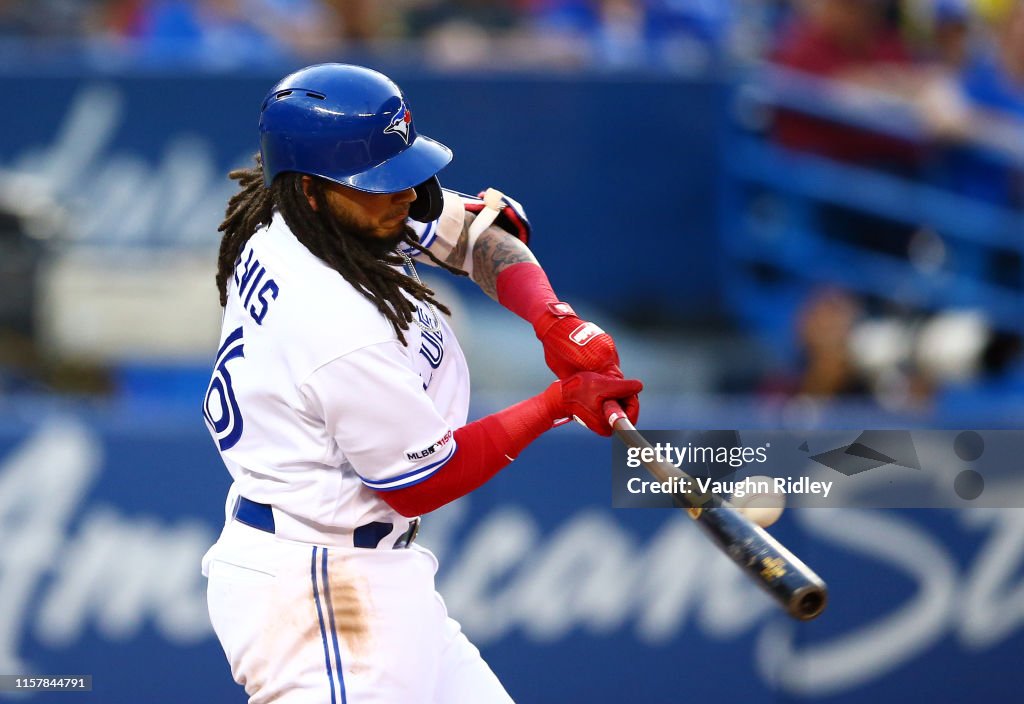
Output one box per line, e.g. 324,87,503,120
204,326,246,451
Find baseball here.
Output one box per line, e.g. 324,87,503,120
731,475,786,527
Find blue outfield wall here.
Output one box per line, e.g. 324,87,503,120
0,69,723,319
0,401,1020,704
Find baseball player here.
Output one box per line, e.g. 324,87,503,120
200,63,642,703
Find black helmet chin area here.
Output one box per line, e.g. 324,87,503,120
409,176,443,223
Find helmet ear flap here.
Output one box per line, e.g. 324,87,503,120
409,176,443,223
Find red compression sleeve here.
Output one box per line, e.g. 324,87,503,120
379,386,564,517
495,262,559,327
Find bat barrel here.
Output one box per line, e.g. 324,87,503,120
604,401,828,622
694,505,828,621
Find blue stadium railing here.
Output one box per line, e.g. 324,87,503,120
720,66,1024,363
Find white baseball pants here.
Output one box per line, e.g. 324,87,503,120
203,519,514,704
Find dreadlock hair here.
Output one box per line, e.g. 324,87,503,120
216,154,467,345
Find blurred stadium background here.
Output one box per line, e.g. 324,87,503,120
1,0,1023,701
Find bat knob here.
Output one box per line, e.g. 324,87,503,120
790,583,828,621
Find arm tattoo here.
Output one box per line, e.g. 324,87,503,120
471,225,538,301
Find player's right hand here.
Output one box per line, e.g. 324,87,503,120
548,371,643,437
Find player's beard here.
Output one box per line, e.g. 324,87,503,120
328,207,410,260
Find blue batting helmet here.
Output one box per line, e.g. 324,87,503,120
258,64,452,219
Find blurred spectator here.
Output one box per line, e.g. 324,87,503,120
95,0,147,37
96,0,346,65
960,0,1024,117
765,1,981,263
0,202,42,393
943,0,1024,207
797,289,870,397
761,288,873,399
855,306,1024,407
761,283,1022,410
730,0,793,62
408,0,520,36
321,0,391,44
770,0,924,165
0,0,36,36
902,0,973,69
931,0,973,69
0,174,98,394
519,0,734,69
405,0,521,66
974,0,1018,25
0,0,96,38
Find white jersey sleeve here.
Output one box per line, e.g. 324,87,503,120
300,341,456,492
403,188,466,265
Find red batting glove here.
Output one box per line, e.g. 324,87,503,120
544,371,643,437
531,303,642,427
534,302,621,379
496,262,624,376
495,263,641,426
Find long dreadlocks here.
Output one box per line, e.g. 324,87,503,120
216,154,467,345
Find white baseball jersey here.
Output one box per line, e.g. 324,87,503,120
202,198,468,546
202,191,515,703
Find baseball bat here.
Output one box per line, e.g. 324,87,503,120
604,401,828,621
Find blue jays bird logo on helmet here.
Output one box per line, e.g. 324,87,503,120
384,102,412,144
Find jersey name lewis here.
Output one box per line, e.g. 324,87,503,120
234,248,280,325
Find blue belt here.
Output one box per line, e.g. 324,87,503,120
232,496,419,549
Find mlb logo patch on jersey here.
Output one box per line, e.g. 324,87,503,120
406,428,452,462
